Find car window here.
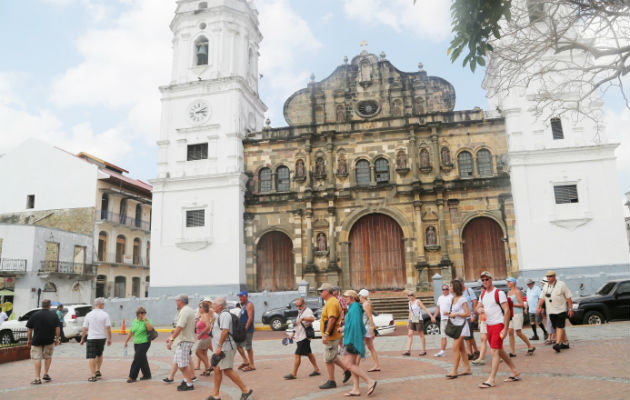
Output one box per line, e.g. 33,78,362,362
74,306,92,317
597,282,616,295
616,281,630,295
306,299,320,309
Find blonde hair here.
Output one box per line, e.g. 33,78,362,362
343,290,359,301
135,306,146,315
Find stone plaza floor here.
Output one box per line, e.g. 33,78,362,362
1,322,628,399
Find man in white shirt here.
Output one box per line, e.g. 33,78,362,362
432,284,453,357
536,270,573,352
477,271,519,389
284,297,321,380
166,294,196,392
525,278,547,340
80,298,112,382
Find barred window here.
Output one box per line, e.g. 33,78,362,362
356,160,370,186
259,168,272,193
186,209,205,227
551,118,564,140
458,151,474,177
187,143,208,161
276,166,290,192
375,158,389,183
554,185,578,204
476,149,493,177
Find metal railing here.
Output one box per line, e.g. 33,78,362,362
39,261,96,275
98,211,151,231
0,258,27,272
0,329,28,349
96,253,147,267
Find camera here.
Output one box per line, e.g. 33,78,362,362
545,293,551,298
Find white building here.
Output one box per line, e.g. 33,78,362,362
484,1,630,287
149,0,266,295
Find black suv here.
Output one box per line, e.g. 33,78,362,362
570,279,630,325
261,297,324,331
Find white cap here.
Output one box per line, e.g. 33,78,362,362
358,289,369,298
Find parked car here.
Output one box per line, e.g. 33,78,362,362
570,279,630,325
286,311,396,338
62,304,92,342
262,297,324,331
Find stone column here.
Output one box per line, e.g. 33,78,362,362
326,134,335,189
303,207,317,289
430,126,440,178
271,171,277,191
408,128,418,181
437,197,453,282
413,197,430,290
305,139,312,191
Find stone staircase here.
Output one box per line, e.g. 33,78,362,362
370,293,435,320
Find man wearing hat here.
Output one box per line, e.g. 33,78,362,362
525,278,546,341
536,271,573,352
236,291,256,371
317,283,351,389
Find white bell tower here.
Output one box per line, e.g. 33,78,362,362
150,0,266,295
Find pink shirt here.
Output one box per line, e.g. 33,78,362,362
196,319,210,339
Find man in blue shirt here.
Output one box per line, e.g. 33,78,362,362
525,279,547,340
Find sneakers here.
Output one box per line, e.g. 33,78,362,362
176,381,194,391
162,378,174,383
434,350,446,357
553,343,561,352
319,380,337,389
471,359,485,365
560,343,570,349
529,335,540,340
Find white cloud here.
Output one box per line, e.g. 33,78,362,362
343,0,451,41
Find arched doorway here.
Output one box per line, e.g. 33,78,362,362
462,217,507,281
349,213,406,290
256,231,294,291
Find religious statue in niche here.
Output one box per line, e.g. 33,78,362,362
337,153,347,175
420,149,430,168
426,226,437,246
360,60,372,82
316,157,326,177
396,151,408,169
336,105,345,123
295,159,305,178
392,100,402,117
415,97,425,114
441,147,451,165
317,233,327,251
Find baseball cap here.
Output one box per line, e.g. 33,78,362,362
526,278,534,284
358,289,369,298
506,277,517,284
480,271,493,279
318,282,334,291
545,270,556,277
281,337,293,346
237,291,248,297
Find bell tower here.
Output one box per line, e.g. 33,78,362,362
150,0,266,295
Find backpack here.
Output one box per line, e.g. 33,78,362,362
481,289,514,320
222,311,247,344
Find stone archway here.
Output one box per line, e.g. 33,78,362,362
462,217,507,281
256,231,294,291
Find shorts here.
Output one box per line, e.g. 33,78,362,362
486,323,505,350
479,320,487,335
86,339,106,359
364,324,373,339
408,320,424,332
217,349,236,370
174,341,194,368
549,312,567,329
31,344,54,360
197,337,212,350
323,338,340,363
440,318,449,339
529,312,542,324
344,343,360,355
295,339,312,356
464,319,474,340
237,332,253,351
509,313,524,330
547,316,555,334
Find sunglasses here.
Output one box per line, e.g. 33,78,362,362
480,278,490,282
441,288,449,291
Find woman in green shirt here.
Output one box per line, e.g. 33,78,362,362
124,306,154,382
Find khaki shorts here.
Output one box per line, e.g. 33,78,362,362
217,349,236,370
509,313,524,330
323,338,340,363
31,344,54,360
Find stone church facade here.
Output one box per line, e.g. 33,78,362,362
243,50,518,292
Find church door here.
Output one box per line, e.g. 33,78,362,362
462,217,507,281
256,231,294,291
349,214,406,290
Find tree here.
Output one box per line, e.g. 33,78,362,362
448,0,630,123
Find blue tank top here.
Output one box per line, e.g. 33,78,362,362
509,294,523,314
240,301,255,333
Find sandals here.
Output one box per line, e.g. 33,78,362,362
344,392,361,397
88,376,98,382
241,366,256,372
201,369,212,376
478,382,495,389
458,372,472,376
402,351,411,356
367,368,381,372
42,374,51,381
237,363,249,370
527,347,536,355
504,375,521,382
418,351,427,356
446,374,458,379
367,381,377,396
31,379,42,385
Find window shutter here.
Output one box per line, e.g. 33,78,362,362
186,209,205,227
553,185,578,204
551,118,564,140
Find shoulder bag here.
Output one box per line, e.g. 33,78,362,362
444,300,464,339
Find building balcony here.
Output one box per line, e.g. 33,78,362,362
39,261,96,280
97,210,151,232
0,258,27,276
95,253,149,268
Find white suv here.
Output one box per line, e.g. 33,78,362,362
62,304,92,341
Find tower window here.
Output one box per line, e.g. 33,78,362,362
375,158,389,183
458,151,474,177
551,118,564,140
186,209,205,227
276,166,290,192
554,185,578,204
187,143,208,161
195,36,209,66
259,168,272,193
356,160,370,186
26,194,35,209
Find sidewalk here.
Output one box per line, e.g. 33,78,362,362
1,323,628,399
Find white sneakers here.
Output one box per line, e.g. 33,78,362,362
434,350,446,357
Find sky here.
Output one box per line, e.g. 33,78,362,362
0,0,628,214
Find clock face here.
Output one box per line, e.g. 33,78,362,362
188,101,209,123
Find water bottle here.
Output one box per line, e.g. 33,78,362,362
123,347,128,357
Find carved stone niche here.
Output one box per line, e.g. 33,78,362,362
395,150,410,175
314,157,327,180
294,159,306,182
418,148,432,173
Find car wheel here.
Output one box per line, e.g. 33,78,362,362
424,321,440,335
0,330,14,345
583,311,605,325
270,317,285,331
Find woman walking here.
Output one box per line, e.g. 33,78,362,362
195,300,214,375
123,307,153,382
403,290,435,356
506,277,535,357
446,279,472,379
357,289,381,372
341,290,378,397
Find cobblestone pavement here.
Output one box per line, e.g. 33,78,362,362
1,322,628,399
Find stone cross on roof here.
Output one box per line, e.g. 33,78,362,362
360,40,368,53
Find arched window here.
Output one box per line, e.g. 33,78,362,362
458,151,474,177
375,158,389,183
276,166,290,192
119,199,127,224
114,276,126,298
116,235,126,263
259,168,272,193
98,231,107,262
135,204,142,228
100,194,109,220
356,160,370,186
477,149,493,177
195,36,209,66
133,238,141,265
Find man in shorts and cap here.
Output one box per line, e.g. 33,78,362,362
536,270,573,352
236,291,256,372
166,294,196,391
525,278,546,340
318,282,351,389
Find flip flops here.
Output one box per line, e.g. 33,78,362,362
367,381,377,396
458,372,472,376
241,366,256,372
478,382,495,389
504,376,521,382
31,379,42,385
42,374,51,381
446,374,458,379
402,351,411,356
367,367,381,372
418,351,427,356
237,363,249,370
344,392,361,397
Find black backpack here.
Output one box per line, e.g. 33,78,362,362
222,311,247,344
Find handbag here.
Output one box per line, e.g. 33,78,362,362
410,301,421,323
444,302,464,339
147,327,158,341
301,321,315,339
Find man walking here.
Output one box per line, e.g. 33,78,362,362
536,271,573,352
525,278,546,340
432,283,453,357
477,271,520,389
284,297,321,379
318,283,351,389
26,299,60,384
208,297,253,400
55,304,66,343
166,294,196,391
80,298,112,382
236,291,256,372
